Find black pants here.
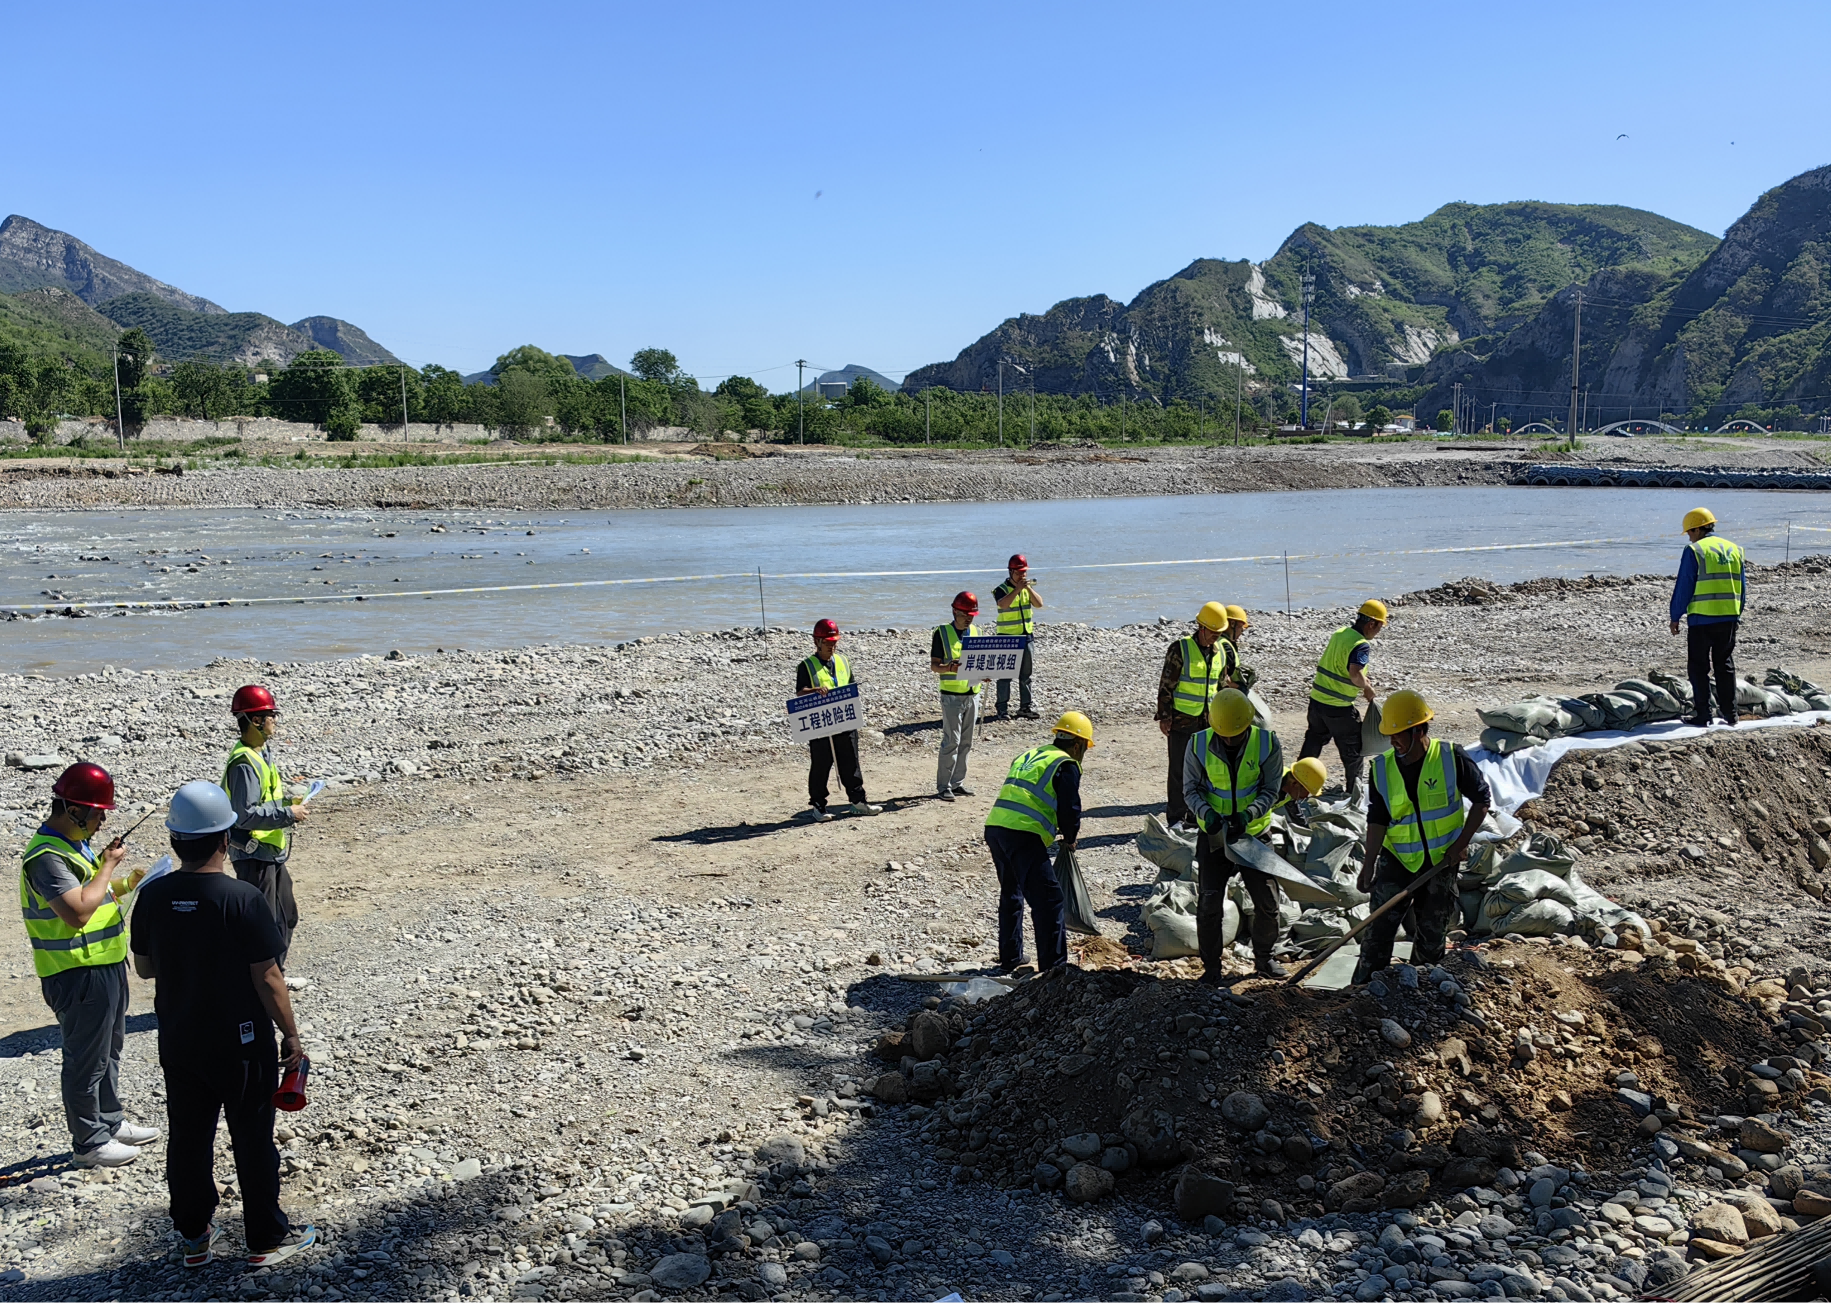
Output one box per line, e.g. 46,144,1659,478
1300,700,1363,793
1165,723,1202,825
1687,620,1739,723
986,825,1066,970
232,858,297,969
808,731,867,811
994,646,1035,716
1353,854,1459,982
1196,834,1280,972
164,1049,288,1251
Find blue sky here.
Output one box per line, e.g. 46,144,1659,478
10,0,1828,388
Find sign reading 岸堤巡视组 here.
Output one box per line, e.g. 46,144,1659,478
959,635,1028,685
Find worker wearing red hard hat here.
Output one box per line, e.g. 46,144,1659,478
20,761,161,1166
992,553,1043,721
931,591,983,801
796,622,881,821
224,686,310,966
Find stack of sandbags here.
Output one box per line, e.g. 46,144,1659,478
1463,832,1649,944
1767,668,1831,711
1141,877,1208,958
1137,813,1196,881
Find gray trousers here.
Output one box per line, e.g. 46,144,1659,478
41,961,129,1153
937,691,979,791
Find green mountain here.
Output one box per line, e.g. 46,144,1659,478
904,201,1720,404
0,214,226,313
0,287,123,368
93,292,317,368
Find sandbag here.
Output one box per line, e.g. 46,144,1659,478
1579,692,1644,726
1648,669,1694,709
1485,832,1576,883
1487,867,1580,909
1555,697,1607,732
1361,700,1391,759
1479,726,1541,756
1766,668,1831,711
1142,878,1206,958
1138,814,1196,881
1564,868,1650,941
1615,679,1683,719
1459,888,1486,932
1056,846,1100,936
1478,697,1579,739
1737,674,1790,716
1289,905,1367,951
1494,898,1574,937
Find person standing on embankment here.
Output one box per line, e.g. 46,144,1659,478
1299,599,1387,802
1156,602,1236,831
1670,506,1746,728
993,553,1042,721
224,686,309,969
797,619,883,821
931,591,982,802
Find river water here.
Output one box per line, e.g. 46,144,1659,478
3,487,1826,674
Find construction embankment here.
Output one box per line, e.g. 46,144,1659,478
1,562,1830,1301
0,432,1823,512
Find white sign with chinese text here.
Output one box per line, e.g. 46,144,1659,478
787,684,866,742
959,635,1029,685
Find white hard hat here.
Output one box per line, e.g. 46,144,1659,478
166,780,237,835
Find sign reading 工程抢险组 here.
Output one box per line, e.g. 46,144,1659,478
959,635,1028,685
786,684,865,742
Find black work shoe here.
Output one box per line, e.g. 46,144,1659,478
1684,715,1712,728
1255,957,1291,980
1016,708,1041,720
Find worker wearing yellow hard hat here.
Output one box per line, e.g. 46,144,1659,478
1223,605,1258,691
983,711,1093,973
1300,598,1388,803
1352,689,1493,985
1155,602,1242,830
1670,506,1745,728
1183,689,1291,982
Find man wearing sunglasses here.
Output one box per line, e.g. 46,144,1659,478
224,686,310,967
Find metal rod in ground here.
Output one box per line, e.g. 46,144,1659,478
1285,855,1456,987
756,567,767,630
1283,552,1291,615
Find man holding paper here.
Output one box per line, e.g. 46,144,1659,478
225,686,310,968
930,591,982,801
796,620,882,821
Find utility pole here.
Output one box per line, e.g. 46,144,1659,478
1489,401,1496,436
1233,365,1243,447
1199,397,1205,443
1451,382,1461,435
997,361,1004,446
796,359,806,444
1566,290,1583,447
924,389,930,445
1028,372,1034,445
401,364,410,438
619,374,627,443
1299,266,1315,429
112,347,126,451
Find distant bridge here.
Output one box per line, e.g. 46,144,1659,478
1592,420,1686,437
1714,419,1770,434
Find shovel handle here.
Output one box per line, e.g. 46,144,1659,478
1283,855,1455,986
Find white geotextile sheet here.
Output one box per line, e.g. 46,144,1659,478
1470,710,1831,814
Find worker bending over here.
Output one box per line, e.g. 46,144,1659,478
1300,599,1387,803
797,620,882,821
983,712,1092,972
1669,506,1746,727
1184,689,1289,983
224,686,309,968
1353,690,1491,984
1156,602,1237,829
931,591,982,801
993,553,1042,720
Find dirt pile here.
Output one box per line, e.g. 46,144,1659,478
861,944,1820,1223
1399,573,1655,607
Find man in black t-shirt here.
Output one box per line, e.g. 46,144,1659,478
131,781,316,1270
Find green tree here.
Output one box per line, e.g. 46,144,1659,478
1365,404,1393,431
630,348,681,384
323,402,363,441
419,365,469,427
495,369,552,434
268,350,353,427
171,357,245,419
846,377,892,409
356,365,419,425
1435,409,1454,431
493,345,577,384
115,328,153,389
1497,415,1511,434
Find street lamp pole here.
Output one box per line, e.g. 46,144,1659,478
112,348,127,451
796,359,806,444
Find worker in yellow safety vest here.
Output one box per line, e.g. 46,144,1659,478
983,712,1091,972
19,762,161,1167
1183,689,1289,983
1299,599,1387,803
225,685,310,968
1223,605,1257,690
1669,506,1747,728
1155,602,1239,829
931,591,983,801
992,553,1042,720
1352,690,1493,984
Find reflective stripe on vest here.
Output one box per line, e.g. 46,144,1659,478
936,622,980,695
1172,637,1221,717
984,745,1074,846
1193,726,1272,820
1309,626,1367,707
18,831,127,978
1374,739,1466,874
802,653,851,691
224,743,287,853
996,588,1034,636
1687,536,1745,619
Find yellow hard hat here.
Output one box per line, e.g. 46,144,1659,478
1053,711,1095,746
1291,757,1327,795
1379,689,1435,735
1225,604,1250,628
1196,601,1229,631
1358,599,1390,623
1682,506,1717,532
1207,688,1255,737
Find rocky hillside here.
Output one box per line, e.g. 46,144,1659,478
0,287,123,366
1419,164,1831,428
293,314,400,366
904,203,1718,403
0,214,225,313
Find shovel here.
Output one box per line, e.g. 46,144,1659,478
1283,852,1457,986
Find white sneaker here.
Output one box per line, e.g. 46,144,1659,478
74,1140,141,1168
849,802,883,817
114,1122,161,1146
797,807,833,823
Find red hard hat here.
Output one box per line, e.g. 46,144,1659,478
953,590,979,612
1008,553,1028,570
52,761,116,811
812,619,840,640
231,684,277,715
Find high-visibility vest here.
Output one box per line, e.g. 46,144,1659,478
19,830,127,978
1172,637,1223,718
935,622,980,695
1310,626,1367,708
984,745,1076,847
1687,536,1745,619
996,586,1035,636
225,743,288,854
1193,727,1273,830
1374,739,1467,874
802,653,851,691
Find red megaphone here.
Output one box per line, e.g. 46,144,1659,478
273,1056,311,1112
